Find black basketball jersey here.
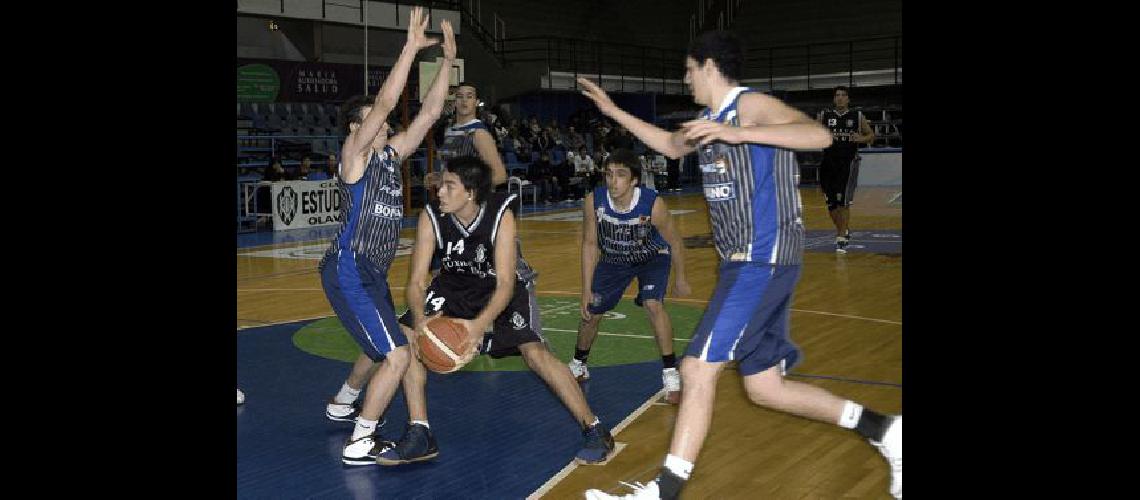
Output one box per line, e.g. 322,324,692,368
425,192,536,294
820,108,863,158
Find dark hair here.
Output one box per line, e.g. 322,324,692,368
340,95,374,134
687,30,744,82
455,82,479,97
834,86,850,95
604,148,642,182
444,155,493,204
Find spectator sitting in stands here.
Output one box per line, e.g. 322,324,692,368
536,127,553,153
326,153,338,179
572,145,595,177
567,126,586,151
555,151,576,203
264,158,289,181
510,127,530,158
528,116,542,139
528,151,560,206
550,120,565,147
300,156,329,181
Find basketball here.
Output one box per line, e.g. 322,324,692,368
417,316,474,374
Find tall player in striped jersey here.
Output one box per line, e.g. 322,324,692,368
818,86,875,253
569,149,691,404
578,31,902,499
318,9,457,466
381,155,615,466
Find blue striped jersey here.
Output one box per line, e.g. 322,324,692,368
592,185,669,265
319,145,404,272
697,87,804,265
438,119,487,164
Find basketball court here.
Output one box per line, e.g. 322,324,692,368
237,185,902,498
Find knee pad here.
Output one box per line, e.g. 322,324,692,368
826,199,841,211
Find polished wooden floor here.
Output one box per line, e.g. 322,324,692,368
237,185,902,499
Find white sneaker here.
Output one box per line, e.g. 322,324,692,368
237,388,245,405
585,480,660,500
569,358,590,381
326,399,360,422
871,416,902,498
661,368,681,404
342,434,395,466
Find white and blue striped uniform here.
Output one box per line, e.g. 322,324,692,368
587,185,673,313
318,146,408,360
594,185,669,265
697,87,804,265
685,87,807,375
438,119,487,165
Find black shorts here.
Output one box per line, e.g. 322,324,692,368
398,277,545,358
819,154,861,208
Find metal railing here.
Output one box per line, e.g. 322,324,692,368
494,34,900,93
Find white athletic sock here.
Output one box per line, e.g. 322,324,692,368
663,454,693,480
411,419,430,429
838,400,863,429
334,383,361,405
352,417,378,441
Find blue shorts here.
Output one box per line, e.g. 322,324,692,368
588,252,671,314
320,249,408,361
685,263,801,376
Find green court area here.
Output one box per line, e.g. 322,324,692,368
293,296,705,371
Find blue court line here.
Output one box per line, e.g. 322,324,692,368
786,371,902,388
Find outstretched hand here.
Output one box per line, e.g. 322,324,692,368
680,119,742,145
577,78,616,114
441,20,456,60
407,6,439,51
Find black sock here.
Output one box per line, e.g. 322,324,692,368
656,468,685,500
855,409,890,441
574,348,590,363
661,353,677,369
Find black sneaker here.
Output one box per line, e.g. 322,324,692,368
836,236,849,254
342,432,396,466
376,423,439,465
575,422,615,465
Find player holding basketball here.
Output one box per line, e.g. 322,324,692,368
577,31,901,499
317,9,458,466
384,155,616,466
568,148,691,404
818,86,875,253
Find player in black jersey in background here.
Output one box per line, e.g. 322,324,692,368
817,86,875,253
382,155,616,466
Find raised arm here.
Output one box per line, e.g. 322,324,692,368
577,77,694,160
389,19,456,158
343,6,438,159
680,93,832,150
650,197,690,297
579,192,600,320
472,128,508,186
